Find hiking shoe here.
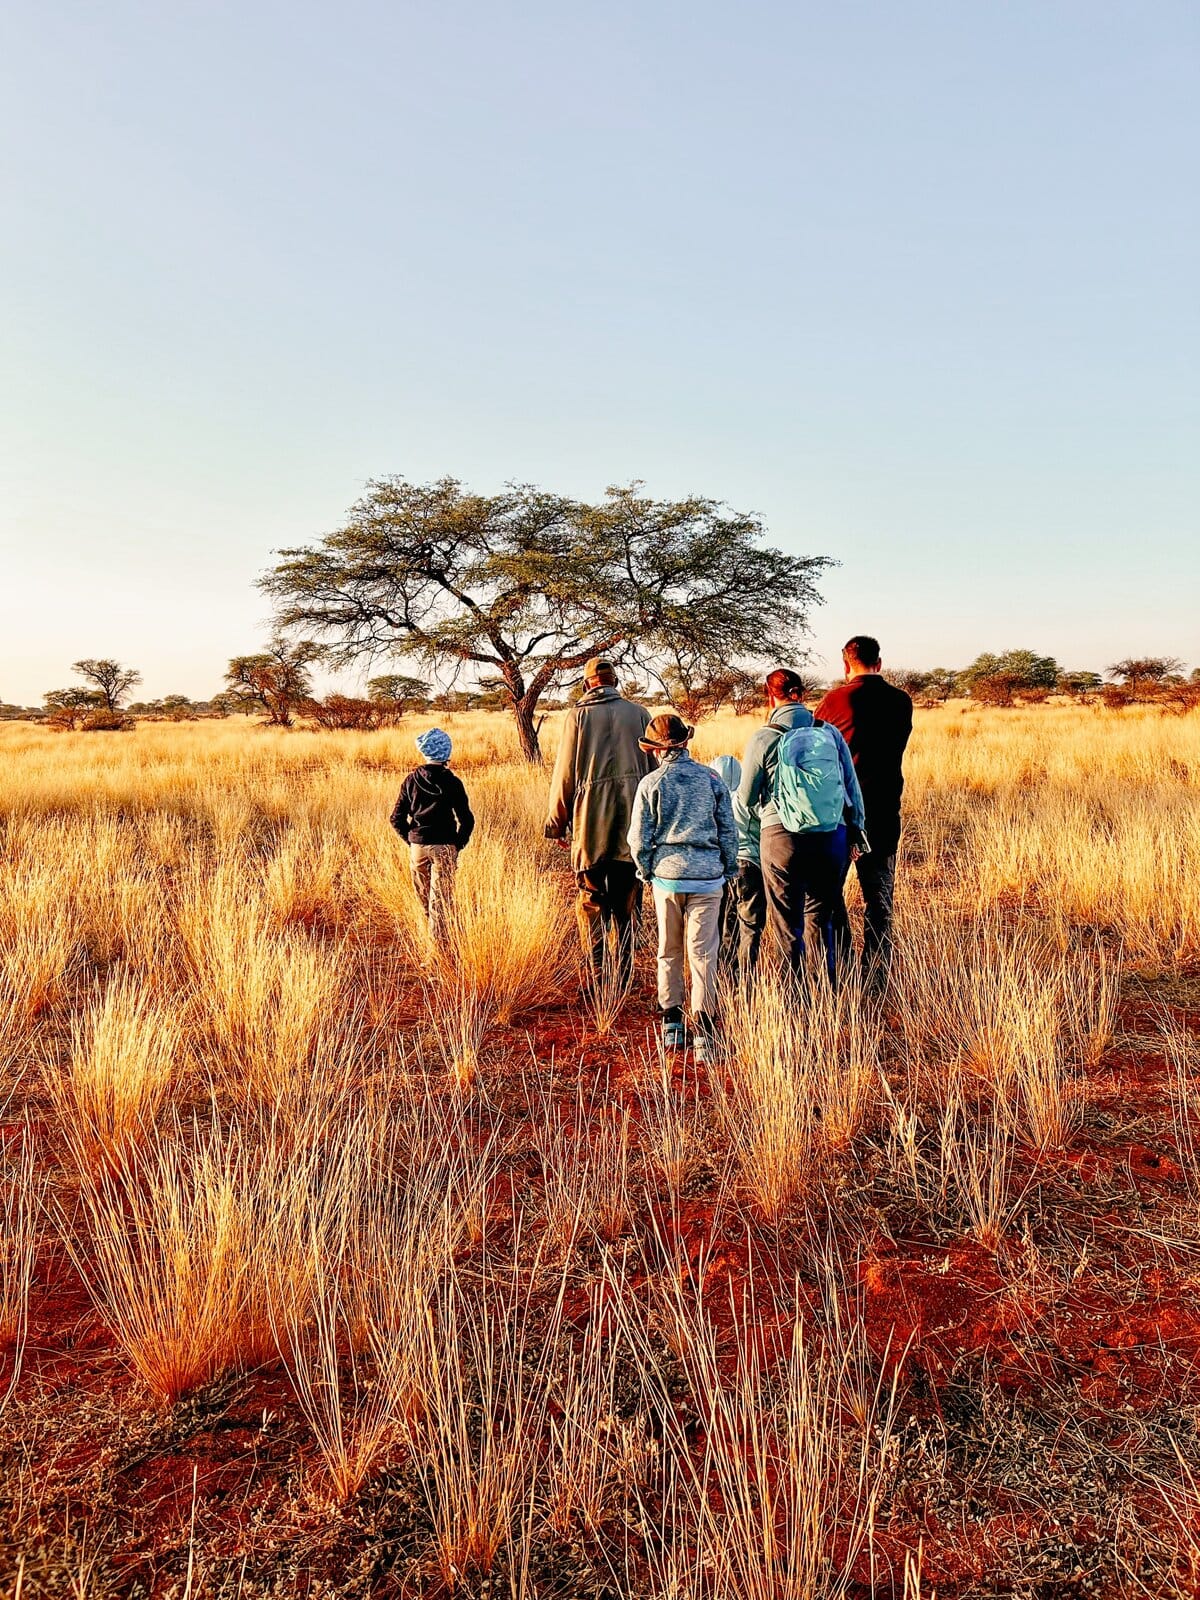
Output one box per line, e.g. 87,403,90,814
692,1030,723,1066
692,1013,722,1066
662,1013,685,1052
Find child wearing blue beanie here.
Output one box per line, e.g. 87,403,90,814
390,729,475,943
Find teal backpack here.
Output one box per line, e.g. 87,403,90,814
771,721,847,833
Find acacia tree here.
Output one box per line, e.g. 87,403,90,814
367,674,431,715
224,640,319,726
43,685,102,729
71,658,142,712
958,649,1058,700
262,477,830,762
662,665,762,721
1106,657,1184,699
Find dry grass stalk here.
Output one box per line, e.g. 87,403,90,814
631,1270,901,1600
423,975,491,1093
65,1112,281,1404
717,976,877,1221
934,1084,1022,1250
892,916,1096,1150
0,1122,42,1411
177,863,353,1104
529,1073,638,1253
418,1254,561,1590
580,936,637,1037
543,1273,656,1540
633,1052,710,1199
46,976,181,1170
0,867,79,1026
270,1098,482,1502
1163,1011,1200,1210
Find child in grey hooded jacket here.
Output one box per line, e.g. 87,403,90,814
628,715,738,1060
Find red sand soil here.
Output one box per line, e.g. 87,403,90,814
3,986,1200,1597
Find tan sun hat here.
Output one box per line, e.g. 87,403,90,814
583,655,616,682
639,713,694,751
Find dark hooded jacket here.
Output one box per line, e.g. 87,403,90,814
390,765,475,849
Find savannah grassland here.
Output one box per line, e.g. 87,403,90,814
1,704,1199,1600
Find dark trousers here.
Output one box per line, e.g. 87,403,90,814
828,851,897,992
720,861,766,979
576,860,642,982
761,824,849,986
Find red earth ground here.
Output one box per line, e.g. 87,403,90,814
2,976,1199,1599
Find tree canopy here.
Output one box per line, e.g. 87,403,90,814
262,477,831,760
958,649,1059,694
1107,657,1184,688
223,640,318,727
71,658,142,711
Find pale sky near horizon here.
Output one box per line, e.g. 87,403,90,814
2,0,1197,704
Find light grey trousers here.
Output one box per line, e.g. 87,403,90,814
651,886,723,1015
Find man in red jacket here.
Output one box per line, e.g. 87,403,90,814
814,636,913,992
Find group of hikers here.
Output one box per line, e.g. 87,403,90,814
390,636,913,1063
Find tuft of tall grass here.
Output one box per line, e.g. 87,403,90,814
0,862,80,1025
891,914,1102,1150
1164,1012,1200,1211
717,977,879,1223
271,1097,483,1502
65,1112,292,1405
543,1275,654,1538
177,862,353,1104
631,1270,902,1600
47,976,182,1170
0,1122,42,1411
529,1073,638,1253
441,837,575,1025
418,1253,560,1590
933,1083,1022,1250
633,1052,710,1199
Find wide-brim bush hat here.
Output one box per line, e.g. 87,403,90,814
639,713,694,751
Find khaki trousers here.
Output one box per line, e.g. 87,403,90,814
651,886,723,1015
410,843,458,942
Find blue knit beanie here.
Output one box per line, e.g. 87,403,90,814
415,727,452,763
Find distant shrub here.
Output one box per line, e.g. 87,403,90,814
1101,684,1134,710
47,706,135,731
1158,680,1200,714
303,695,395,731
1056,671,1103,702
959,649,1058,698
971,673,1020,707
366,674,431,717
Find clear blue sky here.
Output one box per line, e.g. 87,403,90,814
2,0,1197,702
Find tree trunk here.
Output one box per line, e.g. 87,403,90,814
512,695,543,763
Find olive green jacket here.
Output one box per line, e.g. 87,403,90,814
544,687,654,871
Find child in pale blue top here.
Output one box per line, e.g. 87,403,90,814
708,753,767,979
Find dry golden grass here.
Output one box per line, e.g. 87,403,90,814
0,703,1197,1594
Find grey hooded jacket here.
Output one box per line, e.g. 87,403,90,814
628,750,739,887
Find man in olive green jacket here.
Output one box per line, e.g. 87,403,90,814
545,657,653,986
